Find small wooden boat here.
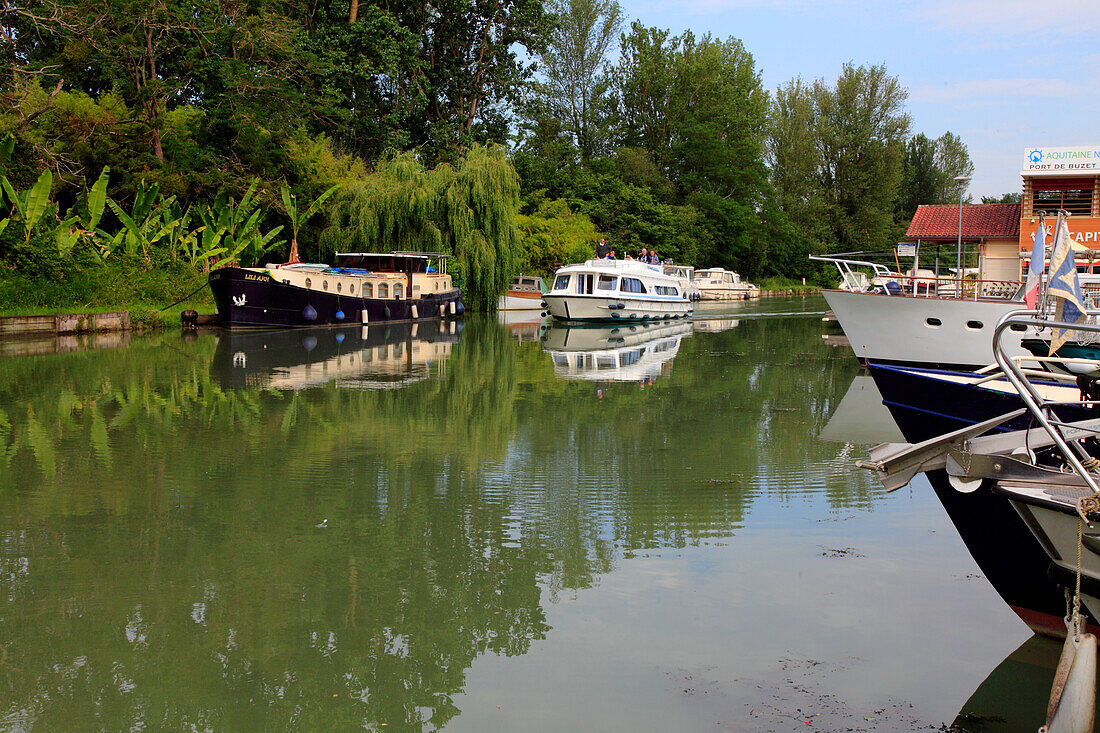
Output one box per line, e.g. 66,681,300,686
497,274,548,311
544,259,693,322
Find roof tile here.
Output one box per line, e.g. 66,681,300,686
905,203,1021,240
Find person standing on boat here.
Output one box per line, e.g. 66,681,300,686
596,238,610,258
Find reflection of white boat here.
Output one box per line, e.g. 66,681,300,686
541,321,693,382
212,321,460,391
818,374,904,444
692,318,739,333
692,268,759,300
498,308,547,341
497,275,548,311
544,260,693,322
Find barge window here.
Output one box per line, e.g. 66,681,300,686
597,275,618,290
363,283,372,297
554,274,571,290
305,278,312,288
925,317,941,328
394,284,404,298
349,284,355,294
379,283,389,298
966,320,984,330
337,281,342,293
621,278,646,293
323,280,329,290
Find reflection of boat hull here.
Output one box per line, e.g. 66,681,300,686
870,363,1092,638
541,321,692,382
210,267,461,329
818,374,904,444
823,289,1028,369
952,634,1062,731
211,321,461,390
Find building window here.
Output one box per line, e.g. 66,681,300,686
1033,178,1094,216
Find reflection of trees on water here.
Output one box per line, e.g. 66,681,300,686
0,311,873,730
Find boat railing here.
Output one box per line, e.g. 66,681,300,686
993,309,1100,509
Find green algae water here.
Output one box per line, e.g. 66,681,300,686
0,297,1065,731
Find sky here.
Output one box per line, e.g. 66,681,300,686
617,0,1100,199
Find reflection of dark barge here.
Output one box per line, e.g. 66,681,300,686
211,321,462,391
208,252,463,328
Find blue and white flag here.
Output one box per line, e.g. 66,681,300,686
1047,217,1087,355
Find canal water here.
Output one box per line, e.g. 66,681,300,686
0,296,1066,731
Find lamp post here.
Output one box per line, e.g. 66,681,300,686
955,174,970,292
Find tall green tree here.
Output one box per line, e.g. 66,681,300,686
934,131,974,203
534,0,622,160
812,62,910,251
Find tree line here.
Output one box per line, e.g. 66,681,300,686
1,0,996,309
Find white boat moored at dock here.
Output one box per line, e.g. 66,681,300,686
693,268,759,300
543,259,693,322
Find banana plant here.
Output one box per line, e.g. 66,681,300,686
106,181,178,260
280,181,339,262
1,169,53,243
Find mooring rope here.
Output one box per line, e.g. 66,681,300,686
158,282,210,312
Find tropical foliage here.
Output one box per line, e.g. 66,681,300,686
1,0,976,309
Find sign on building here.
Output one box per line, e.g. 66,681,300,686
1022,146,1100,175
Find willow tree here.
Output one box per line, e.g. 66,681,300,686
322,144,519,311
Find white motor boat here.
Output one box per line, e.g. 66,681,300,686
813,253,1037,369
662,264,701,301
497,274,548,311
543,259,693,322
692,268,759,300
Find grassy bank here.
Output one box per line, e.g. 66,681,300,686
0,260,215,328
757,276,825,292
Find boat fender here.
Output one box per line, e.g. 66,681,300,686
303,304,318,322
361,309,369,324
450,301,457,315
611,312,620,319
335,332,344,344
302,335,318,352
335,309,345,321
1042,627,1096,733
456,301,465,315
383,306,391,319
411,304,419,319
540,301,548,309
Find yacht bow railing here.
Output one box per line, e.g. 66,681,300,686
992,309,1100,508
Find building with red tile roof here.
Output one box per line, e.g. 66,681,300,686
903,203,1023,282
905,203,1021,242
